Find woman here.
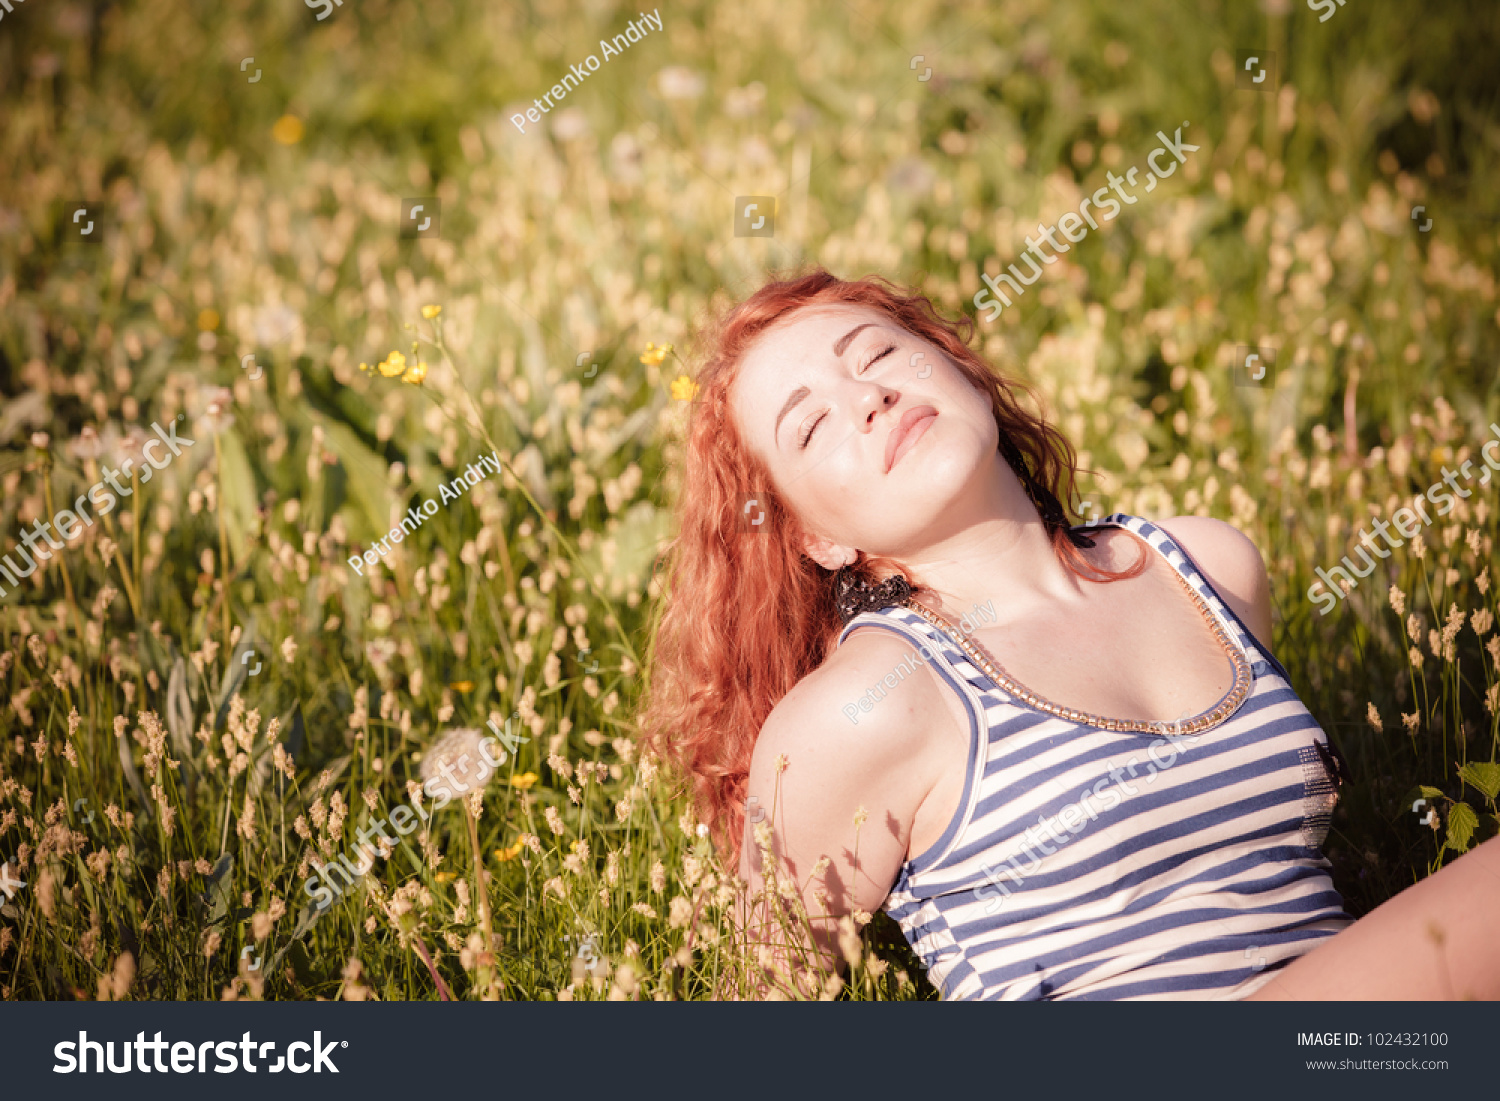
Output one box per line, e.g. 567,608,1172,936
640,269,1500,1000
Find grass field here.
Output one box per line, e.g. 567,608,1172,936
1,0,1498,1000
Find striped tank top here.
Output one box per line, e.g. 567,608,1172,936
836,514,1353,1000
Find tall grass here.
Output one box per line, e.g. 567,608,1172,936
0,0,1497,999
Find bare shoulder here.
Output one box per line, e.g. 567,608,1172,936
752,625,954,774
1153,515,1274,648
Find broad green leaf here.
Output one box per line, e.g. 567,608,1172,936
1444,802,1478,854
1458,762,1500,802
321,419,395,542
216,426,259,566
1417,785,1445,800
204,854,236,925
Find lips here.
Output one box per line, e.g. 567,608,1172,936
885,405,938,473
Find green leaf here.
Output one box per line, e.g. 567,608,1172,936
321,419,394,542
198,853,235,926
217,427,259,566
1444,802,1479,854
1458,762,1500,802
1417,785,1446,800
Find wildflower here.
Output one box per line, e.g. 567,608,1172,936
271,115,304,144
544,806,566,835
1401,711,1421,734
641,341,674,367
669,374,698,401
421,304,442,319
419,727,500,795
1472,608,1494,637
853,805,869,829
649,860,666,893
1409,647,1424,669
1486,684,1500,715
1411,534,1426,560
1389,586,1407,617
281,636,297,663
494,841,524,862
448,681,474,693
401,360,428,385
509,771,539,791
377,351,406,378
198,387,235,434
1366,703,1383,733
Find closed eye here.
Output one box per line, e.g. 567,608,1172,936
864,343,896,372
799,412,825,450
799,344,898,449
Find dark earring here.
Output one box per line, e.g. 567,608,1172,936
833,565,913,625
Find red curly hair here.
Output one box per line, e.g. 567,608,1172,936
638,269,1146,866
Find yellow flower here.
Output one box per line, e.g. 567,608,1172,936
670,374,699,402
421,304,442,319
358,362,371,373
641,341,674,367
434,871,454,883
402,361,429,385
509,771,539,791
377,350,406,377
196,308,220,332
447,680,474,693
494,841,524,862
272,115,305,145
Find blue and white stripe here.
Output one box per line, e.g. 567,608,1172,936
837,514,1351,1000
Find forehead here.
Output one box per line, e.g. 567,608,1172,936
739,303,890,375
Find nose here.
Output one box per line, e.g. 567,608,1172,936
854,383,901,431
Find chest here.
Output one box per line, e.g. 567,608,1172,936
964,563,1240,727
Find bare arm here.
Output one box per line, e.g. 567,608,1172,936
724,628,962,998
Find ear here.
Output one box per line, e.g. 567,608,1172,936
802,532,857,571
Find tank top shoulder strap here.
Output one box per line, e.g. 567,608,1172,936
836,603,1011,700
1082,512,1283,676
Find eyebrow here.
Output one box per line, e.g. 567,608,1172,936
773,385,810,445
773,323,876,445
833,322,873,358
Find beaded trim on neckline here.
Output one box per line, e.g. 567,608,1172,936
899,559,1254,736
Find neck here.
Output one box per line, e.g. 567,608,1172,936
895,465,1095,627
